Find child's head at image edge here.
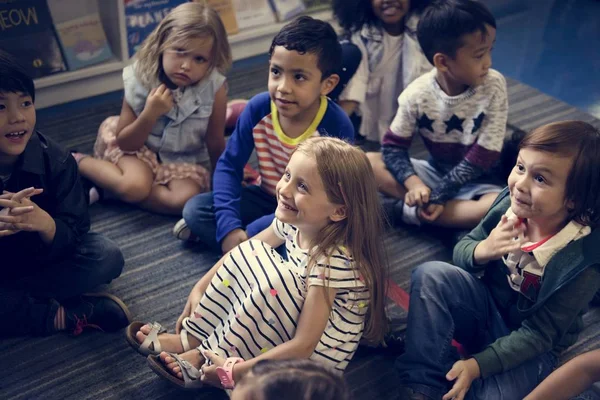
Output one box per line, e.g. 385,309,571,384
417,0,496,88
0,50,36,164
134,2,232,89
268,16,341,122
230,359,351,400
276,137,388,344
333,0,432,35
508,120,600,228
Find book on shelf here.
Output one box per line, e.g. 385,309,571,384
268,0,306,21
231,0,275,31
124,0,188,57
302,0,331,11
192,0,239,35
0,0,66,78
46,0,114,71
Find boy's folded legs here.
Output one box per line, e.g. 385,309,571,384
373,154,502,228
175,191,219,248
2,232,128,336
174,185,277,251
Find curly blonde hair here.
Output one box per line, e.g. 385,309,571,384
134,2,232,88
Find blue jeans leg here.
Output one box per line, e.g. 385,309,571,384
182,185,278,252
396,261,557,399
467,352,557,400
2,232,124,336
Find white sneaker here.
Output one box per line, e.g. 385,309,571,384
173,218,199,242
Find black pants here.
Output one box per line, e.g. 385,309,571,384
0,232,124,336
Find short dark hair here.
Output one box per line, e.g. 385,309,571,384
238,359,351,400
333,0,432,36
417,0,496,64
268,16,341,79
520,120,600,227
0,50,35,102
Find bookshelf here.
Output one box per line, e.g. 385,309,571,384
34,2,334,109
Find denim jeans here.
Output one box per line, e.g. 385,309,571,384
396,261,557,400
182,185,278,252
0,232,124,336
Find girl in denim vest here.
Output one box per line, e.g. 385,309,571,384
332,0,432,143
73,2,231,214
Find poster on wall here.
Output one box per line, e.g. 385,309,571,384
0,0,67,78
124,0,188,57
231,0,275,31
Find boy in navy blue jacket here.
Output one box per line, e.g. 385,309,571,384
0,51,130,336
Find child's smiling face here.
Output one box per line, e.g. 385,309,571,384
371,0,410,28
508,147,574,227
0,91,35,165
275,151,343,239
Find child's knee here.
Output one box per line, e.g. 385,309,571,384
101,241,125,281
182,192,214,223
366,151,383,168
412,261,457,286
79,234,124,284
115,180,152,203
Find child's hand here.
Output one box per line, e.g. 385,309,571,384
0,188,49,237
200,350,226,388
443,358,480,400
473,215,526,265
144,84,173,118
405,183,431,207
221,229,248,254
176,280,206,333
419,203,444,223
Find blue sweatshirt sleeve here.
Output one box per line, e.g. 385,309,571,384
213,93,270,244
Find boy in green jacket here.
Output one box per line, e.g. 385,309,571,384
395,120,600,400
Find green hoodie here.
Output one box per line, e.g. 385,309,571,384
453,188,600,378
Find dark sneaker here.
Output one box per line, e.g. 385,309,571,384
383,331,406,355
64,293,131,335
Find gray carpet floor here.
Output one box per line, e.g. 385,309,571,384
2,62,600,400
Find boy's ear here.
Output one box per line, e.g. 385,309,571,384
329,205,347,222
432,53,451,72
320,73,340,96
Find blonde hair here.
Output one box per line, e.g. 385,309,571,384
295,137,388,344
134,2,232,88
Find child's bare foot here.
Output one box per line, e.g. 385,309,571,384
135,324,201,354
160,349,205,379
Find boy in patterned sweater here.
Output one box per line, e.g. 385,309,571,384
368,0,508,229
173,16,354,253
